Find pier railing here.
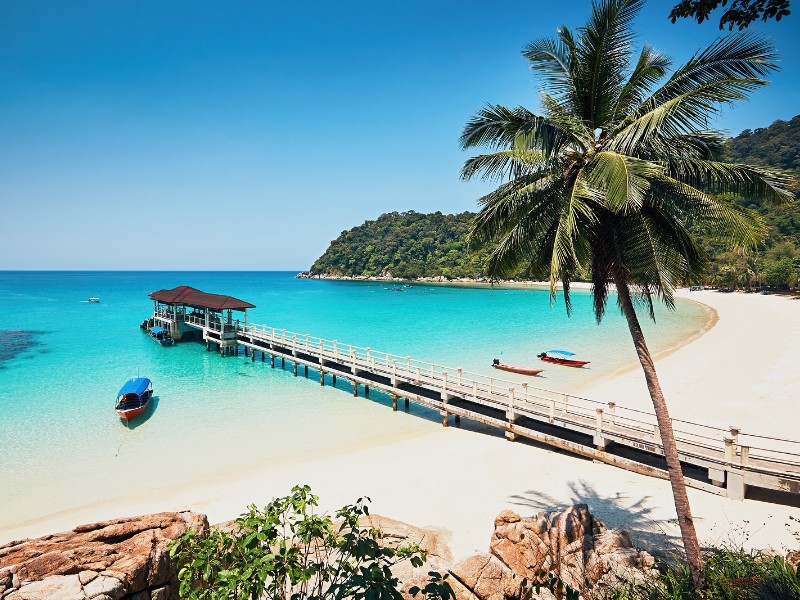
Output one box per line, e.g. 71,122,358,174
167,313,800,500
239,324,800,470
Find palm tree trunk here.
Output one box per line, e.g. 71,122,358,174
611,271,704,586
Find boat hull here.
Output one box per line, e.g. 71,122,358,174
492,364,544,376
115,384,153,422
115,400,149,421
539,356,590,367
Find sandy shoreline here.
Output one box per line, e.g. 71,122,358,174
3,289,799,559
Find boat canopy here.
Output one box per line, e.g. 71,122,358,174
547,350,576,356
150,326,164,334
118,377,151,398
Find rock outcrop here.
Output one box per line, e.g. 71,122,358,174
404,504,654,600
358,514,453,583
0,511,208,600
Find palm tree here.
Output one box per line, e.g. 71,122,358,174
460,0,791,585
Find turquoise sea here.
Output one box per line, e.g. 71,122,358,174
0,271,710,535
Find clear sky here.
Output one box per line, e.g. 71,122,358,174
1,0,798,270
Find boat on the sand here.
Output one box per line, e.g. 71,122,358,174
491,360,544,376
115,377,153,421
537,350,590,367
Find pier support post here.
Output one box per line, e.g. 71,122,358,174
364,385,369,397
320,371,325,386
305,365,308,377
252,349,255,362
293,363,298,377
441,410,449,427
261,351,265,362
405,398,409,411
353,382,358,396
332,374,336,385
391,394,398,411
244,346,249,357
594,408,608,450
206,341,210,351
271,354,275,368
454,414,461,426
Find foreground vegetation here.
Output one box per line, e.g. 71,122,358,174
168,486,453,600
168,487,799,600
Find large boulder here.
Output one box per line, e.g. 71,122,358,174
358,514,453,583
0,511,208,600
403,504,654,600
489,504,654,595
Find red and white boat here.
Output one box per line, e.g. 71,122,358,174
537,350,590,368
115,377,153,421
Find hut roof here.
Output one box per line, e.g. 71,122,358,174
149,286,255,311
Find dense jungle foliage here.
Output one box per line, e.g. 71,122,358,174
713,116,800,289
309,117,799,287
309,211,492,280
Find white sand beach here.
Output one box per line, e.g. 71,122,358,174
4,289,799,561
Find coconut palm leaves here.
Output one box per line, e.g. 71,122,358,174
462,0,791,319
461,0,792,587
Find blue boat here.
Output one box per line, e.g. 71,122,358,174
115,377,153,421
149,325,175,346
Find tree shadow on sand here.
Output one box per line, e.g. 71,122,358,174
507,480,682,557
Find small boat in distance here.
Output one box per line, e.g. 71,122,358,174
115,377,153,422
87,298,100,303
537,350,590,368
149,326,175,346
492,358,543,376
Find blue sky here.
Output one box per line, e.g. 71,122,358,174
1,0,798,270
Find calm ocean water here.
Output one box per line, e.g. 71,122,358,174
0,271,708,533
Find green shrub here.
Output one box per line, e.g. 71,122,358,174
167,485,453,600
614,548,800,599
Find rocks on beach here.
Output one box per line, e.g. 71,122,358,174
0,511,207,600
403,504,655,600
0,505,654,599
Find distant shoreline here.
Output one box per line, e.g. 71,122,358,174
296,271,593,289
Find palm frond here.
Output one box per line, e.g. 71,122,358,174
613,45,671,123
609,77,768,155
651,176,768,250
573,0,646,126
460,149,550,182
540,93,593,148
548,172,595,312
586,151,662,213
665,158,793,203
612,33,777,152
460,105,575,161
468,175,564,248
653,32,777,105
523,34,575,102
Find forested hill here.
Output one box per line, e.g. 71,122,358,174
307,117,799,286
308,211,490,279
727,115,800,171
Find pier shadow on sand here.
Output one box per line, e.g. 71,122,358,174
507,480,682,557
121,396,160,430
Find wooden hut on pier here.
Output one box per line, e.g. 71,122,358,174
148,286,255,353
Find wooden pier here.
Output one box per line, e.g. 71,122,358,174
146,287,800,504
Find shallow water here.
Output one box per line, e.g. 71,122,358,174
0,271,708,532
